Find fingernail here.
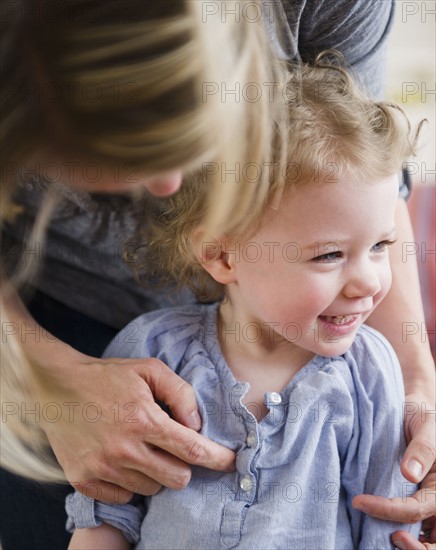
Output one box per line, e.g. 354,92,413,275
391,537,405,550
354,503,369,514
406,458,423,481
186,411,201,431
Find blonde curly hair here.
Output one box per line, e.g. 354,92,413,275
128,57,419,303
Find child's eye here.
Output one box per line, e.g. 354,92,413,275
371,239,397,253
312,251,342,263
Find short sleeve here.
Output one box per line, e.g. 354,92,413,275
65,492,144,544
280,0,395,99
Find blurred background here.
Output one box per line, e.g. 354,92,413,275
386,0,435,182
386,0,435,354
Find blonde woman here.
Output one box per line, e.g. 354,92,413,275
1,0,434,549
1,0,287,545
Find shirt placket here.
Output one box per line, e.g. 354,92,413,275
220,385,284,548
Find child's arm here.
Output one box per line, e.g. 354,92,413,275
68,523,131,550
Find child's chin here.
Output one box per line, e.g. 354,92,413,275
314,338,356,358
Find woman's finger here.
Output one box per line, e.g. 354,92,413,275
392,529,435,550
352,490,435,523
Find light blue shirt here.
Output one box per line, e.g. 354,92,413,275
66,303,420,549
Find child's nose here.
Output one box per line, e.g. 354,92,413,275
343,263,382,299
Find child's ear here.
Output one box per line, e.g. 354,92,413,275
192,227,237,285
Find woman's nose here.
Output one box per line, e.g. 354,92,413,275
143,170,183,197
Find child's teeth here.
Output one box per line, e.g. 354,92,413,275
325,315,354,325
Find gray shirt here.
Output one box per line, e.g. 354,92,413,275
3,0,395,328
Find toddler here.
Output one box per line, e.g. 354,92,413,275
66,61,421,549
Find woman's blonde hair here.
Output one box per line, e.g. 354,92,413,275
1,1,288,480
132,58,419,303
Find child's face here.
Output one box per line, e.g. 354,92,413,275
224,173,398,357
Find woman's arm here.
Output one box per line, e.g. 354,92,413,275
2,282,235,500
366,199,435,480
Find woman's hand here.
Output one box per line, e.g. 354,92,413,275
353,472,435,550
391,518,436,550
40,352,236,502
4,285,235,501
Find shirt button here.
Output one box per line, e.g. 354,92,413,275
246,431,257,447
240,475,253,492
270,392,282,404
233,383,244,395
